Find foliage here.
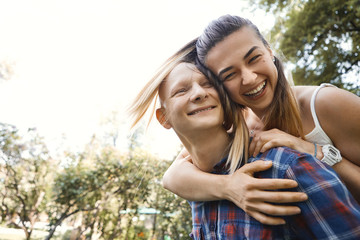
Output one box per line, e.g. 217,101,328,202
254,0,360,94
145,158,192,240
0,122,192,239
0,123,55,240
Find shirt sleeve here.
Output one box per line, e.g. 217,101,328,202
285,152,360,239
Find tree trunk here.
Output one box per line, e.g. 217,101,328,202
124,217,133,240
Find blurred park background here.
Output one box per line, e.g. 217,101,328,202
0,0,359,239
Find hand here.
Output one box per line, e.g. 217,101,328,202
224,160,308,225
176,148,192,163
249,128,314,157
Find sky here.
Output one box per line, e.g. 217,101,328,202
0,0,274,160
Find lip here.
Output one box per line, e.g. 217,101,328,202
188,106,216,115
243,80,267,99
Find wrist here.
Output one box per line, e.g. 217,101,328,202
312,143,324,160
220,174,234,201
316,145,324,159
319,144,342,166
206,174,227,200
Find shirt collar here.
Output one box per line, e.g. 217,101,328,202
212,156,228,174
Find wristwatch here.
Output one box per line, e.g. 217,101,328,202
321,144,342,166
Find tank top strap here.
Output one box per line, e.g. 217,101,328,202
309,83,336,129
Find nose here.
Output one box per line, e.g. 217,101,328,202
241,68,257,85
190,83,208,102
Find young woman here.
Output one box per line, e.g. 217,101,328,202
129,41,360,239
163,15,360,224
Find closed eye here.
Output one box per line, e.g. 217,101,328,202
172,88,187,97
249,55,261,64
223,72,236,82
200,81,213,88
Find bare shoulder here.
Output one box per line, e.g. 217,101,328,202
292,85,317,108
316,86,360,163
316,86,360,115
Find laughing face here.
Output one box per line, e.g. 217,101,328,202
205,26,278,116
157,62,224,136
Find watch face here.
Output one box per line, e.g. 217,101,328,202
329,147,338,156
322,144,342,166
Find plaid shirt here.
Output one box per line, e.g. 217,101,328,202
189,147,360,240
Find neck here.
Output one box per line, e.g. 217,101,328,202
250,108,266,121
177,126,230,172
245,108,265,131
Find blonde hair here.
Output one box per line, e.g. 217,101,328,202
226,105,249,174
128,40,197,129
129,39,249,174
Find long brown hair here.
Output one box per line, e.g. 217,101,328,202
196,14,304,139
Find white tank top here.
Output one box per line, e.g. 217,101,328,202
304,83,335,145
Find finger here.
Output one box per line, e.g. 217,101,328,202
260,140,277,154
250,177,300,190
248,139,255,157
247,201,302,216
238,161,273,175
253,137,265,157
249,190,308,203
246,210,286,225
183,154,192,160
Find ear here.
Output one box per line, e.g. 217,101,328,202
267,47,274,59
156,108,172,129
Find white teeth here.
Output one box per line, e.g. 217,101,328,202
190,107,213,115
245,81,266,96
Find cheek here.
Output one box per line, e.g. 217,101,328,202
265,62,278,78
224,82,239,97
209,88,220,99
273,66,278,81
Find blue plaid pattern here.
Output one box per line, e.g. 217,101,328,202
189,147,360,239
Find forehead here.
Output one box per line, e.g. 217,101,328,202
163,62,204,88
158,62,206,102
206,27,264,67
167,62,203,84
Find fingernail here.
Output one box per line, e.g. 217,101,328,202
264,161,272,165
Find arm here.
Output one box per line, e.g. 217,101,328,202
162,149,308,225
286,153,360,239
315,86,360,203
249,128,315,158
249,87,360,203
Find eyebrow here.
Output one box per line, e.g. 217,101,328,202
217,46,259,79
244,46,259,60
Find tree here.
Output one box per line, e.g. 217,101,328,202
146,159,192,240
45,141,154,240
255,0,360,94
0,123,55,240
0,120,192,239
45,149,115,240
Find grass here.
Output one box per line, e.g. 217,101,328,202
0,227,48,240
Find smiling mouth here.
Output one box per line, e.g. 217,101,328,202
244,81,267,97
188,106,216,115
